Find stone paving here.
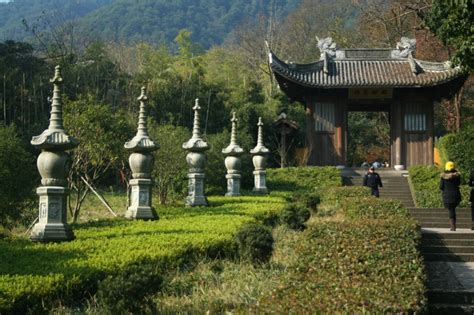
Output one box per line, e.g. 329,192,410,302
422,228,474,292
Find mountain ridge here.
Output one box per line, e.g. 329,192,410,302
0,0,300,48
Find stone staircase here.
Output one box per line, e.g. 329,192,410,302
411,209,474,313
342,170,415,207
342,169,474,313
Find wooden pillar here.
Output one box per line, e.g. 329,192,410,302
391,101,403,169
334,101,347,165
305,102,316,165
427,101,434,165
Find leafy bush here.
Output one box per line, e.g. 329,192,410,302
267,166,341,194
234,222,274,264
437,123,474,176
256,220,425,313
255,186,425,313
342,197,408,220
409,165,470,207
319,186,370,214
280,203,310,230
0,125,36,229
289,191,320,212
97,261,163,313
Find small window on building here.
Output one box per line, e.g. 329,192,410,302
314,102,335,132
404,104,426,131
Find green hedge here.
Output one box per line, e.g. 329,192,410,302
409,165,470,208
0,196,284,313
267,166,341,195
437,123,474,176
255,190,425,313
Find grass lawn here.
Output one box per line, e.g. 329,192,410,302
0,194,284,313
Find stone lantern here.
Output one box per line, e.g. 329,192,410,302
30,65,79,242
222,112,244,196
124,87,159,220
250,117,269,194
182,99,209,207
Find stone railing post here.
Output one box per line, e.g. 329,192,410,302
182,99,209,206
250,117,269,194
124,87,159,220
222,112,244,196
30,65,79,242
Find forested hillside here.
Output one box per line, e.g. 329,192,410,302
0,0,301,48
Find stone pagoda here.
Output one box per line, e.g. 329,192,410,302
222,112,244,196
30,65,79,242
182,99,210,206
250,117,269,194
124,87,159,220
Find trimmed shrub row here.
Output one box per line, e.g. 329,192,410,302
409,165,470,208
255,189,426,313
267,166,341,195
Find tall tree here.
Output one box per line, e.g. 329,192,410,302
424,0,473,71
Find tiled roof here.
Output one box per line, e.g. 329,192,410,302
269,51,464,89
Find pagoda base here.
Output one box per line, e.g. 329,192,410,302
126,179,158,220
186,173,209,207
30,186,74,242
225,174,241,197
252,170,268,194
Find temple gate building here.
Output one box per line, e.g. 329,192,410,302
269,37,466,169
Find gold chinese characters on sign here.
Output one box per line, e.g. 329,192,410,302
348,88,393,99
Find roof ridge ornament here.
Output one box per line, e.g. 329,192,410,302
317,37,337,60
393,37,416,58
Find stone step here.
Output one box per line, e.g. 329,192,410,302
422,232,474,241
424,253,474,262
422,239,474,246
421,246,474,254
380,192,412,196
426,303,474,314
409,208,471,211
418,222,473,229
417,214,472,218
428,290,474,305
418,217,473,222
411,211,472,216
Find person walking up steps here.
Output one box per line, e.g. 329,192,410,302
440,161,462,231
363,166,383,197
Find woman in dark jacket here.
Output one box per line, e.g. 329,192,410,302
469,169,474,230
440,161,462,231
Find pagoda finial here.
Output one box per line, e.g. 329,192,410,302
192,98,202,139
230,111,238,145
257,117,264,146
250,117,269,155
182,98,209,152
124,86,157,152
136,86,149,137
48,65,65,131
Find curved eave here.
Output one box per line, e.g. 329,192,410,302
269,51,464,89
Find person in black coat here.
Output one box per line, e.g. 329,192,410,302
440,161,462,231
363,166,383,197
469,169,474,230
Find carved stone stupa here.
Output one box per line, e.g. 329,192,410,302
124,87,159,220
222,112,244,196
30,65,79,242
182,99,210,206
